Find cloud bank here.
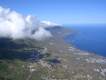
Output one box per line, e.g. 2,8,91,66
0,6,52,40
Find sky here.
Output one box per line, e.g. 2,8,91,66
0,0,106,24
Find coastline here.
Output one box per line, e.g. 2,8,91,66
41,27,106,79
0,27,106,80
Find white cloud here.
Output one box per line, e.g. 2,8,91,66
32,27,52,40
0,6,52,40
41,21,61,28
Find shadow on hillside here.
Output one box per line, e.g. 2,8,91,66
0,38,44,62
0,49,44,62
0,38,61,64
0,38,27,49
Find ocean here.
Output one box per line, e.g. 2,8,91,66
65,24,106,57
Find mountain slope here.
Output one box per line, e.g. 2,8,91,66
0,27,106,80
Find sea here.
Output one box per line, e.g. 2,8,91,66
65,24,106,57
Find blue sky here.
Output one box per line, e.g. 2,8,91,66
0,0,106,24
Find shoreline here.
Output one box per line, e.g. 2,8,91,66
64,27,106,57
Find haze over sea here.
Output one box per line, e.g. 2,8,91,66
65,24,106,57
